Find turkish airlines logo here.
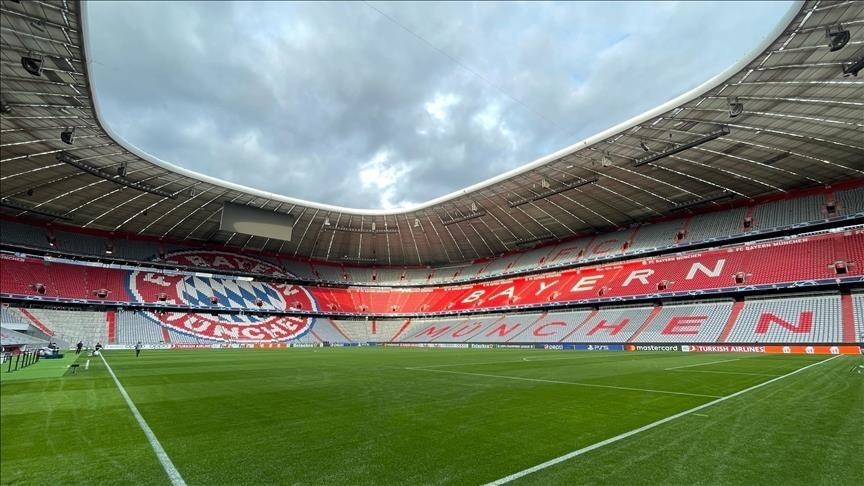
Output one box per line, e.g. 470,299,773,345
128,251,317,342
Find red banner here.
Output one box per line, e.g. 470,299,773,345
764,345,861,355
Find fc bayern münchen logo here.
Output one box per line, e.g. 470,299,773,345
128,250,317,342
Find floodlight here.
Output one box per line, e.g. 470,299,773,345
21,54,43,76
826,24,850,52
728,97,744,118
842,57,864,77
60,127,75,145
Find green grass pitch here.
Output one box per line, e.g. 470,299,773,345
2,348,862,485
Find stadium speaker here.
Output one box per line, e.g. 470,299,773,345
842,57,864,77
826,24,850,52
117,162,128,177
728,97,744,118
21,54,43,76
639,141,650,152
60,127,75,145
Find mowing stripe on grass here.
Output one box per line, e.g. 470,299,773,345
406,367,722,399
483,355,840,485
411,354,620,369
669,369,778,377
100,354,187,486
664,358,740,370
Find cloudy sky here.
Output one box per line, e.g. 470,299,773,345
86,1,794,210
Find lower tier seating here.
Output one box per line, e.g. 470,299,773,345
4,292,855,346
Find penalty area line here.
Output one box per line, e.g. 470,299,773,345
100,354,187,486
664,358,740,370
406,367,722,399
483,355,841,486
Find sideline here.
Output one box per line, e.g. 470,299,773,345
482,355,841,485
100,353,187,486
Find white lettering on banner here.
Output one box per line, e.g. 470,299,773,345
489,286,515,301
211,256,232,268
184,255,208,267
622,269,654,287
685,259,726,280
570,275,604,292
535,280,558,296
462,290,485,303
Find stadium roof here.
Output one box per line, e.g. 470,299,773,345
1,0,863,266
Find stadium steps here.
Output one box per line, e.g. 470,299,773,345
718,301,745,343
326,319,354,342
389,319,413,342
162,327,172,344
505,312,550,342
558,310,598,342
841,293,855,342
107,310,116,344
17,308,55,337
625,305,663,342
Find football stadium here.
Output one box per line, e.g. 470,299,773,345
1,0,863,484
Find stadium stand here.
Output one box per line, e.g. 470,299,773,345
725,294,843,343
23,309,107,347
752,195,827,230
2,230,861,317
0,288,857,346
630,301,734,343
851,292,864,343
681,207,748,244
836,187,864,217
115,310,167,345
2,186,861,286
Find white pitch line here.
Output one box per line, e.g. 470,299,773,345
411,354,635,370
406,367,722,399
100,354,187,486
664,358,740,370
669,369,778,377
483,355,841,485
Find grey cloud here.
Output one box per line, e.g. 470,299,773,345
87,1,794,209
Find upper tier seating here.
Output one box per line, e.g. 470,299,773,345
2,231,861,316
835,187,864,217
681,207,747,243
753,195,826,230
3,186,861,285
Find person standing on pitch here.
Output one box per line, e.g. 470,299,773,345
135,341,142,357
75,341,83,354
